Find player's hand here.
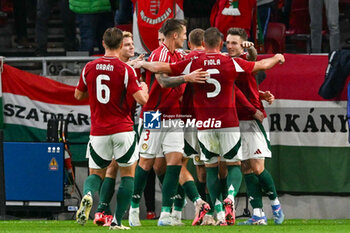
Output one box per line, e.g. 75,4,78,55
241,41,254,48
184,68,208,83
253,109,265,122
128,54,145,67
140,81,148,92
259,90,275,104
133,60,145,69
274,53,285,64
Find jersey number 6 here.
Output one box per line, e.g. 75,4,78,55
96,74,110,104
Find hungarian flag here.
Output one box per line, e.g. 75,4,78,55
259,54,350,193
1,64,90,162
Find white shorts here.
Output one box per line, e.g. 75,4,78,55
184,127,204,165
139,119,184,158
240,119,272,160
198,127,242,164
86,131,139,169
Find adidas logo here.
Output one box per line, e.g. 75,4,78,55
254,149,262,154
132,194,141,199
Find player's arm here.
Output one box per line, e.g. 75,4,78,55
132,81,149,105
134,60,172,73
252,54,285,72
74,88,88,100
259,90,275,105
156,69,208,88
235,86,264,122
241,41,257,61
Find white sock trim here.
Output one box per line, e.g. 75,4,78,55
271,198,280,206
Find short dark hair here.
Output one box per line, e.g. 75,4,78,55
189,28,204,47
227,27,248,41
204,27,223,48
103,27,123,50
159,18,187,37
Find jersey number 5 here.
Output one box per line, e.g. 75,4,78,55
206,69,221,98
96,74,110,104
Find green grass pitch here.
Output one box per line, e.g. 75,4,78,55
1,219,350,233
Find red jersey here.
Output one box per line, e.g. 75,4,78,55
181,49,206,119
141,44,185,119
235,52,267,120
170,52,254,129
77,57,142,136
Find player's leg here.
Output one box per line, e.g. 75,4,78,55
239,160,267,225
94,160,118,226
176,158,210,226
157,127,184,226
157,151,182,226
144,168,157,219
77,135,112,225
195,163,215,226
198,129,225,225
238,119,277,225
153,156,166,184
110,162,137,230
218,161,228,200
251,119,284,224
218,127,242,225
129,127,160,226
195,163,206,200
251,159,284,224
95,161,118,225
109,131,138,230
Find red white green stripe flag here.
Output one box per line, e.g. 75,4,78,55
1,64,90,161
259,54,350,193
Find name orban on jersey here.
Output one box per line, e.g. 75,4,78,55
96,64,114,71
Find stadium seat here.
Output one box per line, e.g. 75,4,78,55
286,0,311,53
116,24,133,33
264,22,286,54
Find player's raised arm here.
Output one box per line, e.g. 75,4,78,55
241,41,257,61
252,54,285,72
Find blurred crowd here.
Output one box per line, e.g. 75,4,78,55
0,0,346,56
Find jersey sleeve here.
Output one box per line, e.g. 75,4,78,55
76,64,88,92
235,85,256,116
232,57,255,73
126,65,142,95
169,59,192,76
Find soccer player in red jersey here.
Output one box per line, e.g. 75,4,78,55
137,27,284,225
93,31,145,227
226,27,284,225
129,19,208,227
74,27,149,230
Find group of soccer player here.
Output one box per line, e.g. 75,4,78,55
74,18,285,230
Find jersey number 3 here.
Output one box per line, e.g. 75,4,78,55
96,74,110,104
206,69,221,98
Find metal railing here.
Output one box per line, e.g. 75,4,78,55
1,56,99,76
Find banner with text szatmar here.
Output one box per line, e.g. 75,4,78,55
1,64,90,162
259,54,350,193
